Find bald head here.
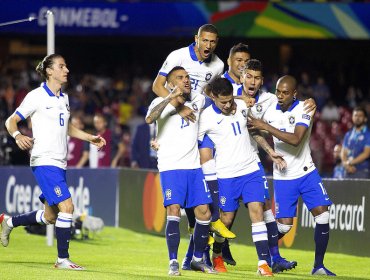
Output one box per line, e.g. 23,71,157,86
277,75,297,90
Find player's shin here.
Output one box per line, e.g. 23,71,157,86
313,211,330,268
55,212,73,260
166,216,181,262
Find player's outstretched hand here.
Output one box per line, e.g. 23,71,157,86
90,135,106,150
270,151,287,172
15,134,34,150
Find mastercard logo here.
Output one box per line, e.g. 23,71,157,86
271,197,298,248
142,172,166,232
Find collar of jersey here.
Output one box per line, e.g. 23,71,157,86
43,82,64,97
223,71,237,84
276,99,299,112
188,43,212,64
212,102,222,114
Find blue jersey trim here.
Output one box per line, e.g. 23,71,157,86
188,42,212,64
223,71,236,84
236,86,243,96
276,99,299,111
43,82,63,97
296,122,308,127
16,111,25,120
159,71,167,77
212,103,222,114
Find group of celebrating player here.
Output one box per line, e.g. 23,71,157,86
146,24,336,277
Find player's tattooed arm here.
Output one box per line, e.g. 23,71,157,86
146,86,182,124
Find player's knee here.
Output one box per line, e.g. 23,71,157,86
194,204,211,221
263,209,275,223
166,204,181,217
44,212,57,224
314,211,329,224
277,222,292,235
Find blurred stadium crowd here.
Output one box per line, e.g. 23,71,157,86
0,52,369,177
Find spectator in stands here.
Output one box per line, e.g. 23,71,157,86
312,76,330,111
320,99,340,122
89,113,112,167
341,107,370,178
332,144,344,179
131,122,157,169
67,115,89,168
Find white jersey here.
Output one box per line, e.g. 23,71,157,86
15,83,70,169
249,91,278,158
146,94,205,172
222,71,242,96
198,99,259,179
262,100,315,179
158,43,224,99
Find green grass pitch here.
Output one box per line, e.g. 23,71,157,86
0,226,368,280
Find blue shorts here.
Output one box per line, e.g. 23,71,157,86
160,168,212,208
198,134,215,150
218,169,265,212
273,169,332,218
258,162,270,200
32,166,71,206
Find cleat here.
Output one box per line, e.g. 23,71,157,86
0,213,13,247
222,239,236,266
181,257,191,270
272,257,297,273
168,260,181,276
210,219,236,239
257,261,273,277
190,259,218,274
208,235,215,246
213,256,227,273
311,265,336,276
54,259,85,270
203,246,212,267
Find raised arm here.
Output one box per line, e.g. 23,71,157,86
248,115,308,147
152,74,171,98
249,130,287,171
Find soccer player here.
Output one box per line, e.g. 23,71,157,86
152,24,234,269
1,54,106,270
146,66,216,275
248,75,336,276
198,77,287,277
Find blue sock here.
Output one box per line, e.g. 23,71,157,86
185,234,194,258
266,221,280,261
314,223,329,268
166,216,180,261
252,222,271,266
206,180,220,222
55,212,73,258
193,219,210,259
185,208,196,228
11,210,46,227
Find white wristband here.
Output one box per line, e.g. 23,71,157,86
12,131,21,139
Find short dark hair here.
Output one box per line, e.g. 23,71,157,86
166,66,186,82
35,54,63,80
229,43,250,58
245,59,263,73
211,78,233,97
198,24,218,36
353,106,368,118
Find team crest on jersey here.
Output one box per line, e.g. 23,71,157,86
205,72,213,82
289,116,295,125
165,189,172,200
241,109,247,118
54,186,62,197
66,104,70,112
192,103,198,112
256,104,262,112
220,196,226,206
